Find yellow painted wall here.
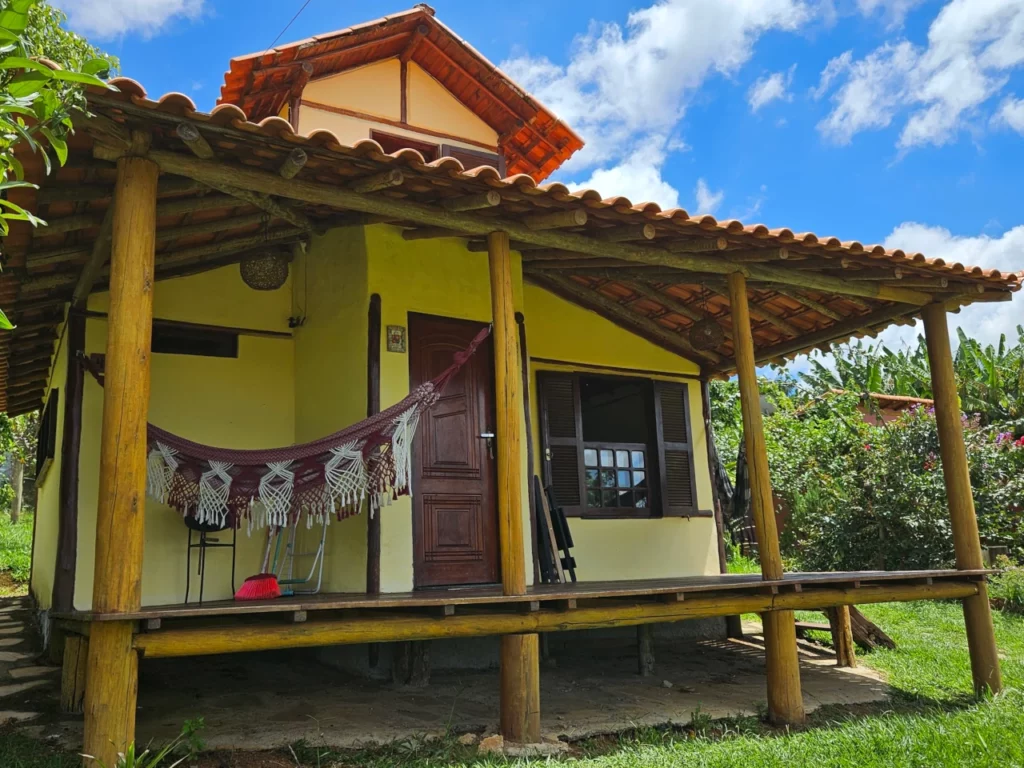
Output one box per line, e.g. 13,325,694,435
303,59,401,120
296,58,498,154
365,225,531,591
73,266,296,610
524,283,720,581
406,62,497,146
29,316,68,611
292,229,370,593
36,231,719,609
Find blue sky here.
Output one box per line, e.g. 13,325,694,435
54,0,1024,352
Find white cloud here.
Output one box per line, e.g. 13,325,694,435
816,0,1024,150
994,95,1024,133
564,139,681,208
501,0,811,173
748,65,796,112
856,0,926,29
694,178,725,214
53,0,203,39
874,222,1024,351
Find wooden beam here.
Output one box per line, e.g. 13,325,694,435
366,292,382,670
533,273,720,365
625,280,733,340
442,190,501,212
827,606,856,668
401,226,469,241
176,123,214,160
724,248,789,263
768,286,845,322
71,201,114,308
82,150,157,768
922,303,1002,695
594,223,656,243
710,303,916,373
148,150,935,305
523,209,587,231
204,182,316,234
666,237,728,253
155,228,304,272
277,149,307,180
156,212,266,243
132,580,980,658
350,169,404,194
728,271,804,726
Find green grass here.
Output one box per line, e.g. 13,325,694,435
0,512,32,585
1,600,1022,767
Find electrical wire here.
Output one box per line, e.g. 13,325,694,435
263,0,315,55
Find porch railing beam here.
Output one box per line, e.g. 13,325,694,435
488,230,541,744
82,134,158,767
921,302,1002,695
727,270,805,726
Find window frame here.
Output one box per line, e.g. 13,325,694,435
538,370,703,520
35,389,59,484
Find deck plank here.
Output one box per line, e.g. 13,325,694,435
51,569,989,623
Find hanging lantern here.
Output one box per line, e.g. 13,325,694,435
688,283,724,350
240,251,289,291
689,317,725,350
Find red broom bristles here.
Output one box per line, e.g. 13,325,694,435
234,573,281,601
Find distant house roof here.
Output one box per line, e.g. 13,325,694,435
218,4,584,181
831,389,935,411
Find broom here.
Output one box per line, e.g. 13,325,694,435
234,526,282,601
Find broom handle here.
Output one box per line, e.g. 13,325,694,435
260,527,275,573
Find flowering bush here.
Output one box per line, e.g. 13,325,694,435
711,379,1024,570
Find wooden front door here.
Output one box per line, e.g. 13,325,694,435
410,314,499,588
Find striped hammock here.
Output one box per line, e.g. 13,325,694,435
97,325,491,531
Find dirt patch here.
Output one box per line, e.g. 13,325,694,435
0,574,27,599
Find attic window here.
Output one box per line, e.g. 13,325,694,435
151,324,239,358
441,145,503,174
370,130,438,161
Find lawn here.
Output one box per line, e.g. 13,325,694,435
2,599,1021,768
0,512,31,596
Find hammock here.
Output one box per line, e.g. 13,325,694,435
89,325,491,531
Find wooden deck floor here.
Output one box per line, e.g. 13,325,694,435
56,569,989,624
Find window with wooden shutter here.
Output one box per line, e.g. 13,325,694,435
537,372,584,515
653,381,698,517
440,144,505,174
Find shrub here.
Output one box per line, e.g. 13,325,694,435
990,557,1024,613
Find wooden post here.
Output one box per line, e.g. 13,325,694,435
366,294,382,669
82,147,158,767
728,271,805,726
826,606,857,668
637,624,655,676
489,230,540,743
52,311,86,613
60,634,88,714
921,303,1002,695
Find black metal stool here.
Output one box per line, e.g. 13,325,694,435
184,517,237,604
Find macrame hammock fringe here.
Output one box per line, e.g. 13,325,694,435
86,326,491,532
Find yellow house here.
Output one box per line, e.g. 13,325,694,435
6,6,1015,763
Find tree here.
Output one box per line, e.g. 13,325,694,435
0,0,115,328
6,410,36,522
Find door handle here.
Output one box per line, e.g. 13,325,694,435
479,432,496,459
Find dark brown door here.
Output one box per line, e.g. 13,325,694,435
410,314,499,588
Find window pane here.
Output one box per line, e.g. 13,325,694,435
602,490,619,507
585,469,600,488
615,450,630,467
618,490,634,508
631,451,645,468
635,490,648,508
632,470,646,488
600,449,615,467
617,470,631,488
587,489,601,508
584,448,598,467
600,469,616,488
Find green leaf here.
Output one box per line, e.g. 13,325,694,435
50,70,110,88
83,57,110,77
0,307,13,331
0,0,35,34
7,70,48,98
0,56,53,74
39,126,67,165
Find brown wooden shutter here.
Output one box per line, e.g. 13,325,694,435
441,144,503,173
537,372,584,515
654,381,698,517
